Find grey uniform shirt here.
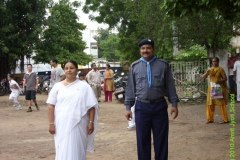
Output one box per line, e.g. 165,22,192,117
124,58,179,110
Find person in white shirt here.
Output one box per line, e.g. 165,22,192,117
49,58,65,90
233,54,240,102
87,63,102,102
7,75,22,110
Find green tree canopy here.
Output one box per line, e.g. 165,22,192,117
174,11,235,53
93,28,110,58
175,45,207,59
0,0,48,79
34,0,92,66
83,0,175,62
99,33,121,60
83,0,240,61
162,0,240,20
162,0,240,56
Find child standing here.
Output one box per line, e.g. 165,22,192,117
8,75,22,110
78,72,87,82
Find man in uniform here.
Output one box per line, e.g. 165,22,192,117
124,38,179,160
87,63,102,102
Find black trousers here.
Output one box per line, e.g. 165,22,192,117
135,99,169,160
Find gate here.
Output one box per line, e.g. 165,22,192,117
169,58,209,102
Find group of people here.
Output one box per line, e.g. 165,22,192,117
198,51,240,125
8,58,66,112
7,59,115,158
87,63,115,102
124,38,237,159
7,38,237,160
8,64,40,111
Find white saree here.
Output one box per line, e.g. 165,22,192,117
46,80,98,160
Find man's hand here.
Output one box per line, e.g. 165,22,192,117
170,107,178,119
215,80,220,84
125,110,132,121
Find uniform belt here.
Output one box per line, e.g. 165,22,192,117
137,97,165,104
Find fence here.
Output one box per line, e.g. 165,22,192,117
169,58,209,101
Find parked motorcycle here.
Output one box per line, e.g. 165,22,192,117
0,78,10,96
42,75,50,94
114,72,126,103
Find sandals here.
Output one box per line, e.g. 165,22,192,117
206,120,214,124
206,120,229,124
218,121,229,124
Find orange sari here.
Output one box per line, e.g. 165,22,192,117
206,66,229,122
206,66,229,106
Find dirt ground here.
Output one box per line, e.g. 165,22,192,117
0,93,239,160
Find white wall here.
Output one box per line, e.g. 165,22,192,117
13,53,51,74
82,29,98,58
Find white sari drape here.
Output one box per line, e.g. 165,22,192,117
47,80,98,160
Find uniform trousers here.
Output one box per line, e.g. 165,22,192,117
135,99,169,160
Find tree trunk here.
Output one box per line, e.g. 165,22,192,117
0,55,10,80
20,55,24,73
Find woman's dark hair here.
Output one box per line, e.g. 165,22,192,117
106,64,111,68
63,60,78,70
212,57,219,63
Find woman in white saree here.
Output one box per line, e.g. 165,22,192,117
47,60,98,160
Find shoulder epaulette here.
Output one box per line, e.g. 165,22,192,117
131,59,141,67
156,58,169,64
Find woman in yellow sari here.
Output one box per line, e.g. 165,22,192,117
103,64,114,102
202,57,229,124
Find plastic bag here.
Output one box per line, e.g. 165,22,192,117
210,82,223,99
